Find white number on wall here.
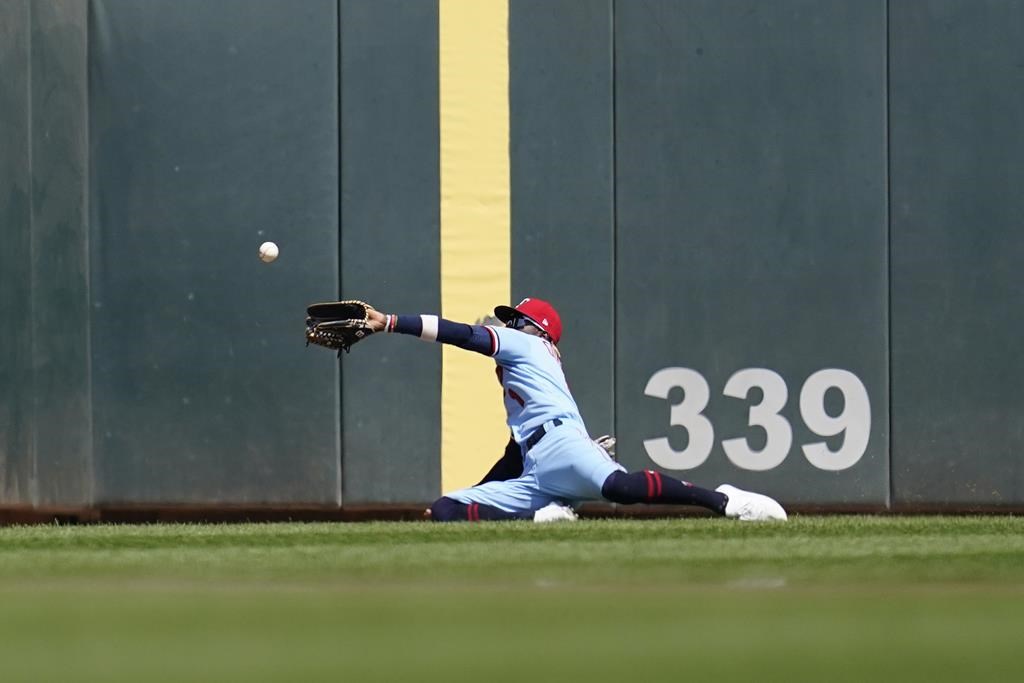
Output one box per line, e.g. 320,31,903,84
721,368,793,471
643,367,871,471
799,369,871,471
642,368,714,470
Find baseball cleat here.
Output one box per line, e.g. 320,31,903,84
533,502,579,523
715,485,788,522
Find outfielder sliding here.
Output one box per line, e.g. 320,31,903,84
306,297,787,523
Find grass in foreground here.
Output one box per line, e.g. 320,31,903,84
1,516,1022,682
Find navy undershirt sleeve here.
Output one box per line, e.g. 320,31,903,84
391,315,494,356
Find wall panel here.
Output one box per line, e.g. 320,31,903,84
339,0,441,503
89,0,341,503
614,0,889,504
890,0,1024,504
0,0,34,504
30,0,92,505
510,0,615,439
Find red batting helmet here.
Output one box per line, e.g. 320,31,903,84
494,297,563,345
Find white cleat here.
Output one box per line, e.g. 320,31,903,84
533,502,579,523
715,485,788,522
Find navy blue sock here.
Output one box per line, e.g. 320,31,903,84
601,471,727,515
429,496,526,522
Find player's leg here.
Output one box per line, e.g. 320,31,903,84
428,495,525,521
529,424,785,521
529,424,625,502
601,473,787,521
474,435,524,486
600,470,727,514
427,476,552,523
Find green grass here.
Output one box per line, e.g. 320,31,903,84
1,516,1023,682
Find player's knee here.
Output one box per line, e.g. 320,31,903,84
428,496,464,522
601,471,627,503
601,471,640,504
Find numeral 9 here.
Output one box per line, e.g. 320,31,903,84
799,369,871,471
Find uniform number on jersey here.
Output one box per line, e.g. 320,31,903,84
496,366,526,408
643,367,871,472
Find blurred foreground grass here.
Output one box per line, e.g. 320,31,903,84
1,516,1022,682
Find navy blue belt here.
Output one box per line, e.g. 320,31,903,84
523,419,563,452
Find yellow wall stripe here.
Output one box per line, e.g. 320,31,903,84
438,0,511,492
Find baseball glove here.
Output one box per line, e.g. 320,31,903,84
305,300,376,355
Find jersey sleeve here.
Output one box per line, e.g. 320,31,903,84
489,326,536,364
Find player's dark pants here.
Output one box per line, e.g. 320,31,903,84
475,437,524,485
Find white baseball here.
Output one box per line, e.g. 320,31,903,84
258,241,279,263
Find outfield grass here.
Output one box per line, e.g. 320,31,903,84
1,516,1022,682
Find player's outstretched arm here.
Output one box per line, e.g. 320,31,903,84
366,309,495,356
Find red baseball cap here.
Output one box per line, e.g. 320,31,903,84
494,297,563,344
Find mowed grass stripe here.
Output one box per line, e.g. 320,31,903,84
0,583,1022,683
1,516,1023,585
2,514,1022,547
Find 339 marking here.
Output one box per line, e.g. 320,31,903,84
643,368,871,471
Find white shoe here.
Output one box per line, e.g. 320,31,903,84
533,502,579,523
715,485,788,522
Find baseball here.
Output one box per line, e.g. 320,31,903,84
258,241,279,263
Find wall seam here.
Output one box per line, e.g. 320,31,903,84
26,0,38,508
335,0,344,507
610,0,618,450
84,0,96,507
884,0,894,510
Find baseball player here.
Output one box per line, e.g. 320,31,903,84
364,298,787,523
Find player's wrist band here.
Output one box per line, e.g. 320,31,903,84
419,315,439,342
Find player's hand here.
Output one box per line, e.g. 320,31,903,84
366,308,387,333
594,434,616,459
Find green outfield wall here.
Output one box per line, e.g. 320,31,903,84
1,0,1023,511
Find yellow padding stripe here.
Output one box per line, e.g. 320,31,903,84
439,0,510,493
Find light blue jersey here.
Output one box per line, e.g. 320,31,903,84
486,325,586,443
